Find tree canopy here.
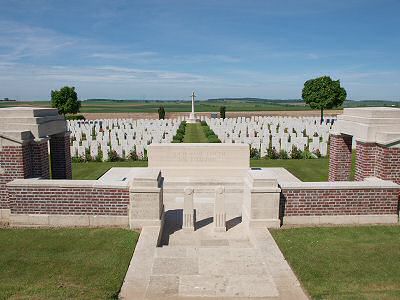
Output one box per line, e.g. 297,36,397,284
158,106,165,119
220,106,226,119
51,86,81,116
302,76,347,122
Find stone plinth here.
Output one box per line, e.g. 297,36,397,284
242,169,281,228
333,107,400,145
186,113,199,124
183,187,195,231
0,107,70,183
129,169,163,228
214,186,226,232
0,107,66,139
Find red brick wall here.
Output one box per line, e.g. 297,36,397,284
31,140,50,179
280,188,399,216
354,142,400,184
50,133,72,179
375,145,400,185
7,185,130,216
0,144,32,209
355,142,377,181
329,134,353,181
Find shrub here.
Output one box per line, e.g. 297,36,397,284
129,148,138,161
65,114,85,120
203,127,213,137
313,149,322,158
174,132,184,141
279,150,289,159
143,149,148,161
72,156,85,163
95,150,103,162
85,149,93,162
302,150,315,159
108,150,121,162
250,147,260,159
172,121,187,143
266,147,279,159
291,146,303,159
200,120,207,126
207,135,221,143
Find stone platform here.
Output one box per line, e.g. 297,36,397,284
120,211,307,300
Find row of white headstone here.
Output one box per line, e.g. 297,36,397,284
68,115,345,161
205,115,337,157
68,118,185,160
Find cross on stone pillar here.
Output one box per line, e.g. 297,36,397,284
214,186,226,232
183,187,195,231
191,91,195,117
187,91,198,123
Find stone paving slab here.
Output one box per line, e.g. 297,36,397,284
120,214,309,300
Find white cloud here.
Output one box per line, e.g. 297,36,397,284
0,21,78,62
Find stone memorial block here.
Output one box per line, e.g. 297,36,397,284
148,143,249,178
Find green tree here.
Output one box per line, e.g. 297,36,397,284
220,106,226,119
51,86,81,116
302,76,347,123
158,106,166,119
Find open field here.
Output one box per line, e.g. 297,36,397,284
0,99,312,113
1,99,397,119
271,226,400,299
81,110,344,120
0,228,138,300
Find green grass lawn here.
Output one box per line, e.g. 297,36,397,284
72,151,356,182
72,159,330,181
72,156,354,182
0,228,138,300
72,160,148,179
271,226,400,299
183,123,208,143
251,158,330,181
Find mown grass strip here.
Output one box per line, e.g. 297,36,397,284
0,228,139,300
270,226,400,299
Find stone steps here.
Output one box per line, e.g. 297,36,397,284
151,227,281,298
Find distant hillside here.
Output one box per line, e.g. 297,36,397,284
206,98,302,103
83,97,399,107
343,100,399,108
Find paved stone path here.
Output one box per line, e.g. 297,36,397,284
120,210,308,300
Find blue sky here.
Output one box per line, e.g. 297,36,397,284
0,0,399,100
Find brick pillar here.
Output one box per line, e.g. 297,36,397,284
31,138,50,179
329,134,353,181
50,132,72,179
375,144,400,184
0,140,32,209
355,141,377,181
